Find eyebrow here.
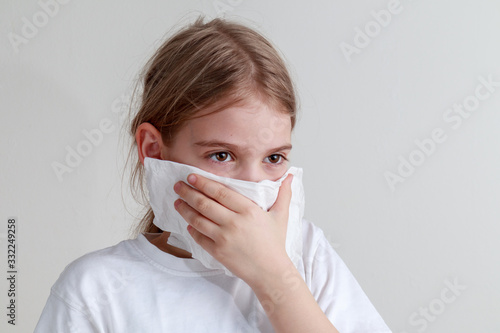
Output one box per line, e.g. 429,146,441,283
194,140,292,153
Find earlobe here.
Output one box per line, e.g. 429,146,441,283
135,122,165,165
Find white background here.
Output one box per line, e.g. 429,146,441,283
1,0,499,332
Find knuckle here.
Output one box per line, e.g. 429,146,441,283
212,185,229,201
177,182,188,196
243,205,259,218
192,216,204,229
194,196,210,212
217,232,229,246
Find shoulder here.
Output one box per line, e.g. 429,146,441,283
299,219,392,333
300,218,345,273
299,218,359,286
300,218,339,261
50,239,140,309
57,238,138,278
301,217,327,244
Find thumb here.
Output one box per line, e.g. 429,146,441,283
269,174,293,220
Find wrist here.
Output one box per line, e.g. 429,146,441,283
246,254,298,297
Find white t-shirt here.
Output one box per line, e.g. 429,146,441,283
34,219,391,333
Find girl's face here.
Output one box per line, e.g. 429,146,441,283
161,96,292,182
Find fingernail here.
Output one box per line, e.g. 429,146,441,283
173,182,181,193
174,199,182,208
187,174,197,184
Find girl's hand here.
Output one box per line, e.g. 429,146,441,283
174,174,338,333
173,173,294,286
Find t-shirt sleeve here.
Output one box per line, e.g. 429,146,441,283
34,290,98,333
302,220,392,333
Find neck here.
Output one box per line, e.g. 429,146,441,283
147,231,193,258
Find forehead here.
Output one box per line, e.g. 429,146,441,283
185,97,292,150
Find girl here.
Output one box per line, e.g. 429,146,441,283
35,17,391,332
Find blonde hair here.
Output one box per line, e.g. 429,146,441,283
128,16,297,235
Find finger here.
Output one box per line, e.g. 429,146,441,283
174,199,219,241
174,180,235,225
186,174,251,214
269,174,293,221
187,224,216,253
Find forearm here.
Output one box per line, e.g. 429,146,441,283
249,259,339,333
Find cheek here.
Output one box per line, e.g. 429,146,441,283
204,161,287,182
195,156,236,176
262,163,290,182
162,142,199,165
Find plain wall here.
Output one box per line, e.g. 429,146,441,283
1,0,499,332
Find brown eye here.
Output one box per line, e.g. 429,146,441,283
267,154,282,164
216,152,228,161
210,152,232,162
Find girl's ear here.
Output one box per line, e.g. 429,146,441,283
135,122,166,165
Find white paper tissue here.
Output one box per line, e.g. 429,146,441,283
144,157,305,276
